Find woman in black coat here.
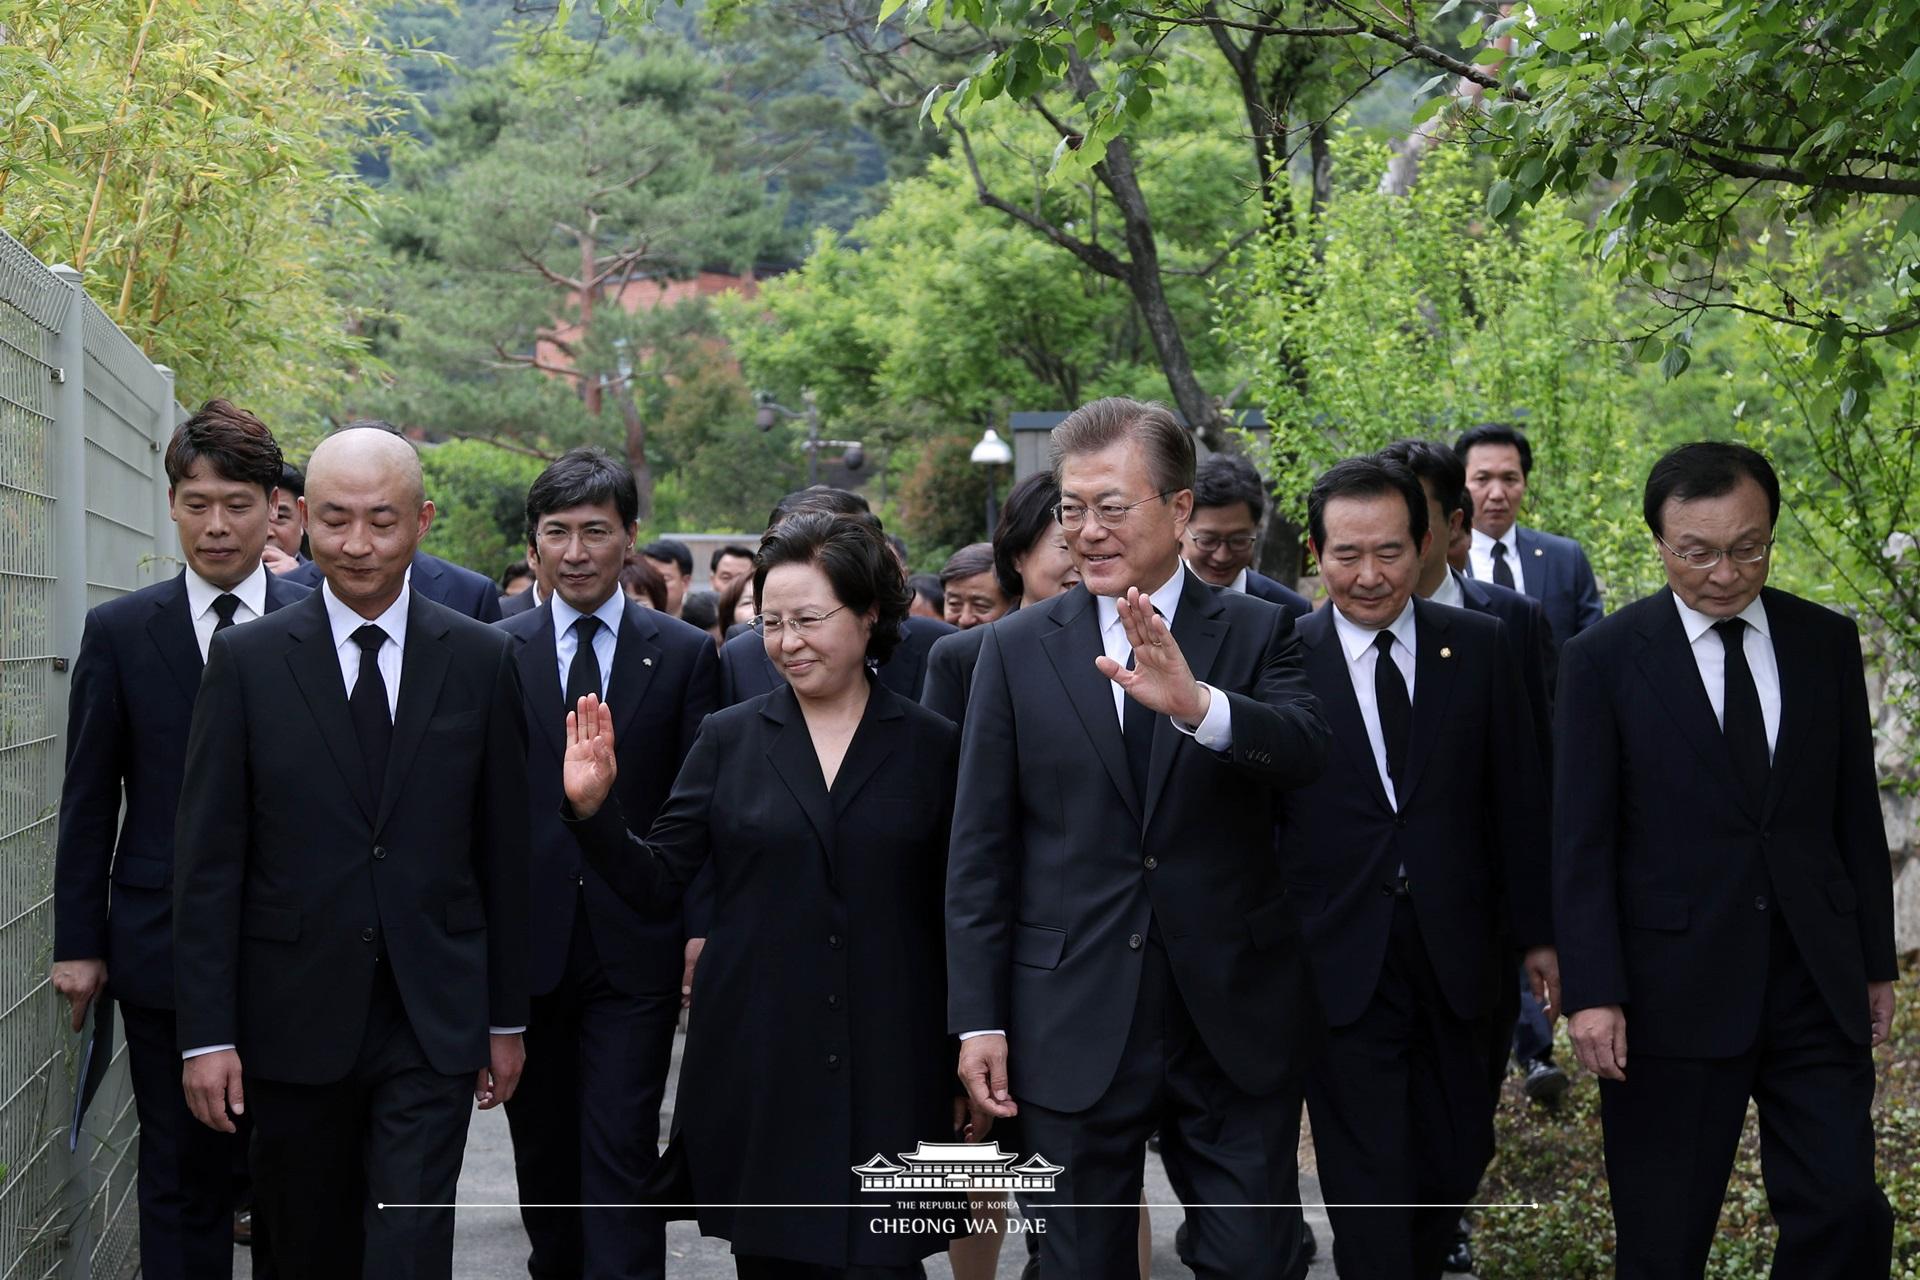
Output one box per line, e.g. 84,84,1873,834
561,511,962,1279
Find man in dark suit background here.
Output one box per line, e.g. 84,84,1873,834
261,461,309,575
1455,423,1603,650
497,448,719,1280
278,421,502,623
948,397,1330,1278
1285,456,1555,1278
174,426,530,1280
1182,452,1312,617
499,553,547,617
52,401,307,1280
1556,442,1895,1278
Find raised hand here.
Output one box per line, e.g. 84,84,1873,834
1092,587,1210,725
563,693,618,818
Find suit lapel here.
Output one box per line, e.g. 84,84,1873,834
147,573,204,702
1632,591,1747,813
830,682,903,816
409,550,443,605
376,595,453,833
515,603,567,760
283,591,378,824
1758,589,1807,822
1300,609,1394,814
263,571,306,615
607,600,660,746
1141,572,1224,829
1397,599,1457,806
1514,526,1548,605
1040,587,1140,822
760,685,836,875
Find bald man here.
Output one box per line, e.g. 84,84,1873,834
173,426,531,1280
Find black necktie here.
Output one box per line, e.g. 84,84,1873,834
1373,630,1411,793
1491,540,1515,590
1713,618,1770,809
211,593,241,632
1120,610,1161,802
566,615,604,712
349,624,392,805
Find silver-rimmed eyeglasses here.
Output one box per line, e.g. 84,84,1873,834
752,606,847,638
1656,534,1774,570
1055,491,1174,531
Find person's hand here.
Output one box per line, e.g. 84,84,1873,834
563,694,618,819
1569,1005,1628,1082
183,1050,245,1132
476,1033,525,1110
956,1035,1019,1122
261,544,300,576
681,937,704,1009
1092,587,1209,724
1869,980,1895,1047
1523,945,1562,1022
50,959,107,1032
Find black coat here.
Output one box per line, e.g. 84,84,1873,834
1450,568,1556,766
173,589,530,1081
498,584,537,617
919,623,991,729
1553,587,1897,1057
1281,599,1552,1026
946,574,1330,1113
1246,568,1313,618
286,550,503,623
54,570,310,1009
567,680,958,1268
717,614,956,706
497,597,719,997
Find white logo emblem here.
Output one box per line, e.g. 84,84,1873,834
853,1141,1063,1192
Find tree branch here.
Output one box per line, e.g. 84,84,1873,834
953,124,1130,280
1685,147,1920,196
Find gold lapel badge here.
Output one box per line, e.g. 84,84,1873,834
1440,646,1453,658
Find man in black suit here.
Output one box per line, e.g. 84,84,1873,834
1556,443,1895,1279
1455,423,1603,650
497,448,719,1280
261,462,309,575
1285,456,1555,1278
947,397,1330,1278
174,426,530,1280
52,401,307,1280
278,421,503,623
1182,452,1312,617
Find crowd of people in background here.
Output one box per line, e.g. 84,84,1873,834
47,396,1898,1280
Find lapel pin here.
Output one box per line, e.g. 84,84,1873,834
1533,547,1544,556
643,657,653,666
1440,646,1453,658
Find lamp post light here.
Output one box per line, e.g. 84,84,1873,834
971,427,1013,539
756,388,864,486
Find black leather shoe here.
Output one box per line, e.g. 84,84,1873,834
1523,1058,1570,1106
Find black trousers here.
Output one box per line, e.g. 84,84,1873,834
121,1001,237,1280
1019,927,1308,1280
506,895,679,1280
1599,916,1892,1280
1305,898,1495,1280
247,960,474,1280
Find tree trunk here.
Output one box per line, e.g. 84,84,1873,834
618,385,654,524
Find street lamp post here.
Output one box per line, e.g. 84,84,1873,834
971,427,1013,539
756,388,863,485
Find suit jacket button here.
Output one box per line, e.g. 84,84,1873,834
1143,856,1158,870
1128,933,1143,950
1754,895,1768,910
372,845,387,860
826,1053,841,1069
360,928,376,942
826,994,840,1009
828,934,842,950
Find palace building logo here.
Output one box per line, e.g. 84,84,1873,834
853,1142,1063,1192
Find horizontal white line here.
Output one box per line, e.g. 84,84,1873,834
379,1202,1542,1211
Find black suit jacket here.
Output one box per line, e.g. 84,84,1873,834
497,597,719,997
1282,600,1552,1027
1553,587,1896,1057
286,550,503,623
498,585,537,617
1245,569,1312,618
173,589,530,1081
1451,568,1556,764
1469,525,1602,651
54,571,310,1009
717,614,956,706
946,574,1330,1112
919,623,991,728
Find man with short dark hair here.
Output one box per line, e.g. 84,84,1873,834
709,543,754,596
1556,442,1895,1279
262,462,308,575
498,447,719,1280
53,401,309,1280
1287,456,1554,1278
1454,423,1603,649
939,542,1010,630
641,538,693,617
1183,453,1310,617
949,396,1330,1278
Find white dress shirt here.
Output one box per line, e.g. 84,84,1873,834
1330,599,1417,811
1469,527,1525,596
1428,568,1465,609
552,590,624,698
1673,591,1780,757
185,562,269,661
1224,566,1249,594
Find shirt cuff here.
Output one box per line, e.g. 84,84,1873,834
182,1044,234,1060
1171,682,1232,751
489,1026,526,1036
958,1029,1005,1040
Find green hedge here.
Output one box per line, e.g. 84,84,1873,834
1476,958,1920,1278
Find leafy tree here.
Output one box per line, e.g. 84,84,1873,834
416,437,547,575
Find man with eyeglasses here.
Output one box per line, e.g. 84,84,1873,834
495,447,719,1280
948,397,1330,1280
1182,453,1311,617
1555,442,1895,1279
